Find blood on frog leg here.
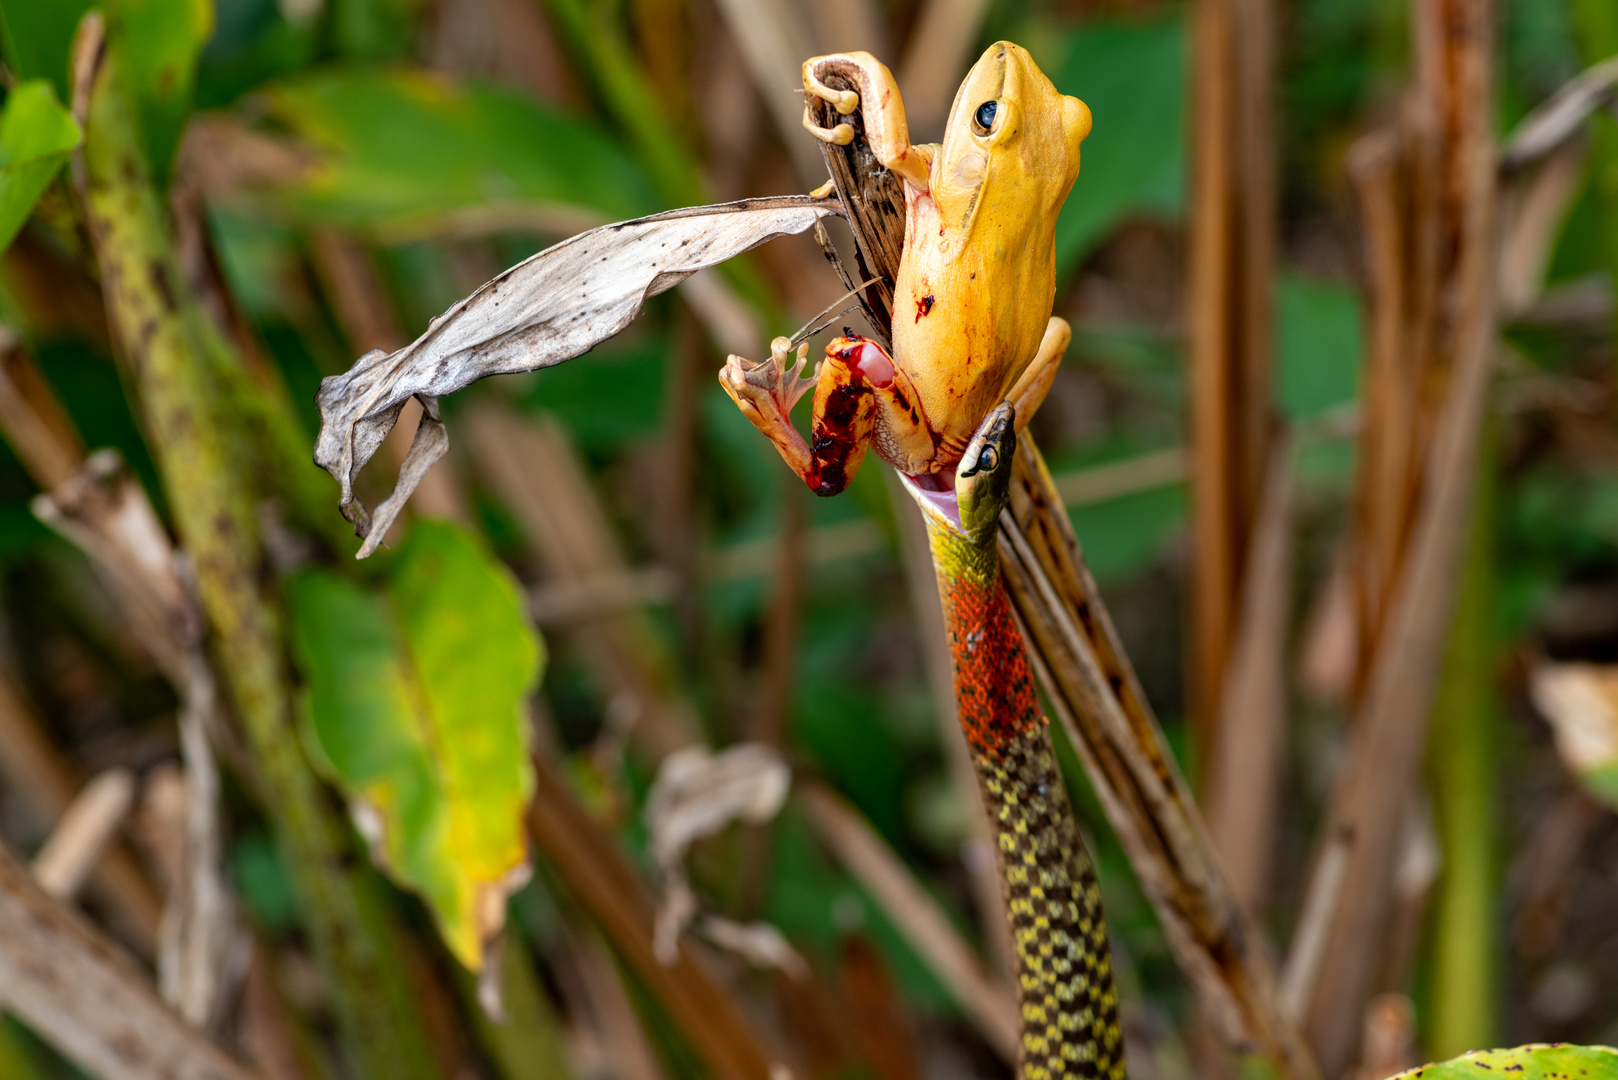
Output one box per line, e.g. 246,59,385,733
802,335,903,497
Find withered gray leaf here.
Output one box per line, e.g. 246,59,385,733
314,195,840,556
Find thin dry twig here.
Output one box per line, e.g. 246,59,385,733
31,768,137,901
0,331,238,1014
1498,53,1618,173
798,780,1020,1060
0,668,162,951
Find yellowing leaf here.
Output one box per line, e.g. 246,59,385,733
0,80,81,254
1529,663,1618,810
288,521,541,970
1387,1044,1618,1079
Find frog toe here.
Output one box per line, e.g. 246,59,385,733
802,67,860,114
801,107,855,146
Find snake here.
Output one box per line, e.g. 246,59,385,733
903,403,1127,1079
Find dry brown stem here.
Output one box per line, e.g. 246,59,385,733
997,433,1316,1079
0,840,262,1080
1204,441,1294,916
1187,0,1277,755
1295,0,1498,1069
798,781,1020,1060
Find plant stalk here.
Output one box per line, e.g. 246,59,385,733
71,22,437,1080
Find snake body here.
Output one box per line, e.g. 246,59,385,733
910,405,1125,1079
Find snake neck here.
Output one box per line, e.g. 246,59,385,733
923,514,1127,1080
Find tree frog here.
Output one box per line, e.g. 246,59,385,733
720,42,1092,495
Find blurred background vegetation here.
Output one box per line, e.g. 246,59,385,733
0,0,1614,1078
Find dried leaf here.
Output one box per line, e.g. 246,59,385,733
643,744,791,968
313,195,838,555
1529,663,1618,809
287,522,542,970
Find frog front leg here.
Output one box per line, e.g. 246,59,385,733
720,335,937,497
1003,316,1073,432
801,52,932,192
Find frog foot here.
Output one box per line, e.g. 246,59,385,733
720,336,815,427
801,60,859,145
803,63,861,115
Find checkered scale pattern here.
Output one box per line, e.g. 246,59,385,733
928,522,1126,1080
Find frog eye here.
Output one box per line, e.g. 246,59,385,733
972,100,998,135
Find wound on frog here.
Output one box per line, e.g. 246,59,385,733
915,293,936,321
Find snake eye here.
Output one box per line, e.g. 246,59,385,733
976,445,999,472
972,100,998,135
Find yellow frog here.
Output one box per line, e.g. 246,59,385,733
720,42,1091,495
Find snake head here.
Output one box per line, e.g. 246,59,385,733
955,403,1016,540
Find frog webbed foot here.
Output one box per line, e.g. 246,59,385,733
720,336,815,425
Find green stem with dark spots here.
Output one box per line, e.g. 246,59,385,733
75,26,437,1080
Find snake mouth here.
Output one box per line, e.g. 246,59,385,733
898,470,963,531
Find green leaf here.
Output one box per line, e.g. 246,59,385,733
0,80,81,255
109,0,214,180
329,0,422,62
1387,1044,1618,1079
1052,14,1186,277
288,521,543,970
260,68,658,233
0,0,96,101
1275,271,1364,420
1070,483,1187,585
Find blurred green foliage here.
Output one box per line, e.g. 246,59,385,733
264,69,657,229
1052,14,1185,276
0,82,78,259
0,0,1613,1070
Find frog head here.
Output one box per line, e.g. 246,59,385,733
933,41,1092,239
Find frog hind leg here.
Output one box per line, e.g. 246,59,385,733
720,334,934,497
822,335,939,482
1004,316,1073,433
